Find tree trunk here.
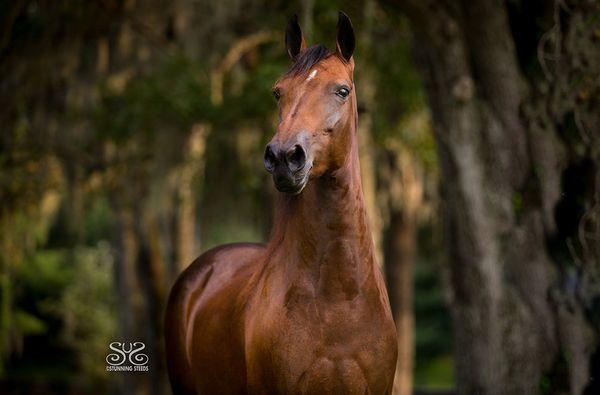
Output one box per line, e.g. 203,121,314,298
357,0,385,266
381,146,423,395
111,204,145,394
138,216,168,395
174,123,209,277
385,209,415,395
175,170,196,274
300,0,315,41
383,0,599,393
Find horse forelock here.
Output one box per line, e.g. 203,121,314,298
285,44,333,77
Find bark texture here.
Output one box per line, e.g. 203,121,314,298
383,0,600,393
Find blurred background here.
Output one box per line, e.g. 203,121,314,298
0,0,598,394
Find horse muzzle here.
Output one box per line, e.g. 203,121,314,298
264,142,311,195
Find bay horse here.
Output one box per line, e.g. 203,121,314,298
165,12,397,394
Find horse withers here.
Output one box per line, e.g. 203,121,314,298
165,12,398,394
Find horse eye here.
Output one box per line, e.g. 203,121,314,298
273,89,281,101
336,87,350,99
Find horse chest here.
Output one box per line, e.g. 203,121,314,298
247,285,395,394
246,240,395,393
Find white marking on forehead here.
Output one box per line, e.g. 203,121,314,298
306,69,317,82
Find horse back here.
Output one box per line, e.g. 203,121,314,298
164,242,265,394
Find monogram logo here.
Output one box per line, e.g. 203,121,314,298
105,341,149,372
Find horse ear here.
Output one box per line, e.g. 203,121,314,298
336,11,355,62
285,14,306,61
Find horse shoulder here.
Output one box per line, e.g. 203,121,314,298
165,242,265,394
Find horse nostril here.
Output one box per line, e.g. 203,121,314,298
286,144,306,172
264,144,278,173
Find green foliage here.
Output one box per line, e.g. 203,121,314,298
370,16,426,143
13,311,46,336
3,249,71,378
7,243,116,385
414,256,453,366
91,51,287,142
413,223,453,387
92,56,213,141
215,62,286,128
414,355,455,389
17,250,70,291
397,111,438,171
82,195,115,245
53,243,116,382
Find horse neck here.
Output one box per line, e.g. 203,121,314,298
266,127,377,288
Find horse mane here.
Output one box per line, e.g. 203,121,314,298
285,44,333,76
